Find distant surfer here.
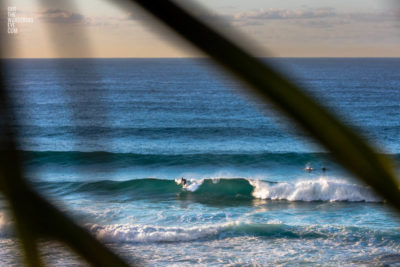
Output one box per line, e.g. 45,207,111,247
305,166,313,173
180,177,187,186
322,166,327,173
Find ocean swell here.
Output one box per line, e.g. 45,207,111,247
22,150,334,168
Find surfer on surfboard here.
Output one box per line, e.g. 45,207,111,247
180,177,187,186
305,166,313,173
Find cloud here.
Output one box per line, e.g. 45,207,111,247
234,7,336,21
344,10,398,22
229,7,398,28
37,8,85,24
121,12,137,21
294,19,350,28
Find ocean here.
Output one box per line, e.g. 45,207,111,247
1,58,400,266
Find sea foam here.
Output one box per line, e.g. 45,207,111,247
0,213,13,237
88,221,240,243
249,177,381,202
86,220,398,244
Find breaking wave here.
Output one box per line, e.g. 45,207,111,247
249,178,381,202
35,177,381,202
87,221,399,244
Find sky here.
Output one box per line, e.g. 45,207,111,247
1,0,400,58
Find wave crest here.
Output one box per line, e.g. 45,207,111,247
88,221,316,243
250,178,380,202
88,222,231,243
87,221,399,244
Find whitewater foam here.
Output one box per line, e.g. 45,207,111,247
87,220,399,244
250,177,381,202
0,213,13,238
88,221,240,243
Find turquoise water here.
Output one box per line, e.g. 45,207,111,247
1,58,400,266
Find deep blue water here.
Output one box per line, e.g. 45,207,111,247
1,58,400,266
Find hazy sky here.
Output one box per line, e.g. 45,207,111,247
2,0,399,57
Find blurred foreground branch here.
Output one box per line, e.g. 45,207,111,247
0,57,132,267
119,0,400,208
0,0,399,266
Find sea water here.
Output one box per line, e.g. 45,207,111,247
1,58,400,266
